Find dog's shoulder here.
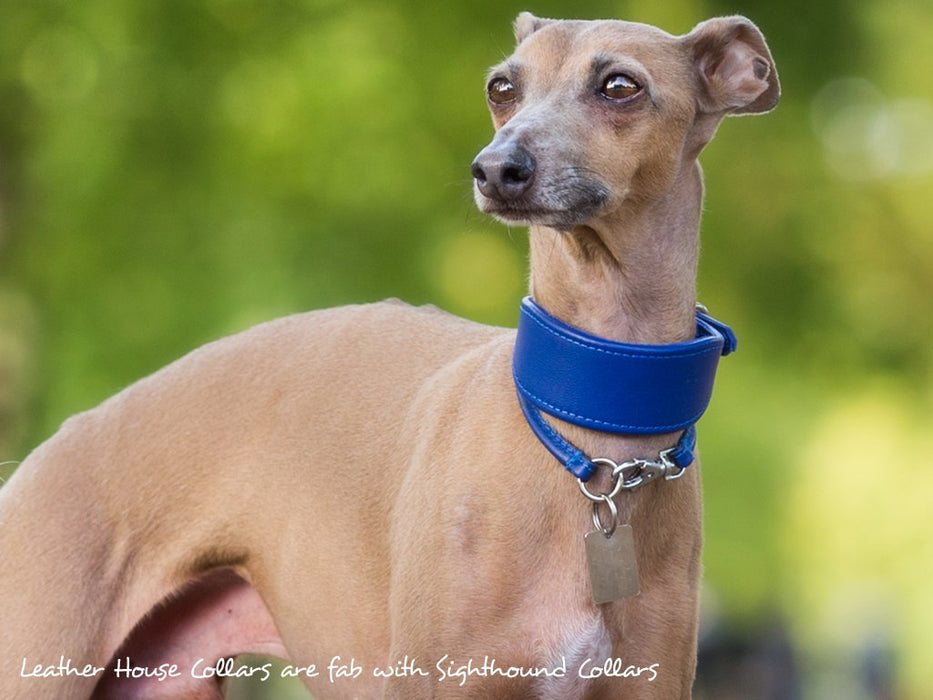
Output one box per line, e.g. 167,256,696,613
262,299,512,351
115,300,513,403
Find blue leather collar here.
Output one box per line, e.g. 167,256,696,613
513,297,737,481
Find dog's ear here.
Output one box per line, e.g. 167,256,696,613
514,12,555,44
685,16,780,116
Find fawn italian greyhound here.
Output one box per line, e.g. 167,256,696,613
0,13,778,699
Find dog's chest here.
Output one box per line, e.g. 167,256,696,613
532,613,612,699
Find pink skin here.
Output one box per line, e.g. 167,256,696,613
93,570,285,699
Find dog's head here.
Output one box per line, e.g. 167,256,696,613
471,14,780,230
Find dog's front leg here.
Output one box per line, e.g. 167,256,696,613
0,422,161,699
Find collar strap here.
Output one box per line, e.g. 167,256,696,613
512,297,737,481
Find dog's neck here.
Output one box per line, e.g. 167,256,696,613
528,162,703,346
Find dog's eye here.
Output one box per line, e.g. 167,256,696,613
600,74,641,101
487,77,517,105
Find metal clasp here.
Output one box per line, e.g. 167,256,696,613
577,451,685,502
658,446,687,481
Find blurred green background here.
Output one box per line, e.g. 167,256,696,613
1,0,930,698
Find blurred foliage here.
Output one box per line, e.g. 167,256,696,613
1,0,931,698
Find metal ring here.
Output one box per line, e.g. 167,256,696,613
577,458,624,502
591,495,618,538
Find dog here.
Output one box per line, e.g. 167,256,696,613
0,12,778,699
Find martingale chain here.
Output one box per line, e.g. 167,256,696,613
576,453,686,535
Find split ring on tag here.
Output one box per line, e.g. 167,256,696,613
591,494,618,537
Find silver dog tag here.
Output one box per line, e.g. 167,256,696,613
585,524,640,604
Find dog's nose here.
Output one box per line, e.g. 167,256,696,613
471,144,536,201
